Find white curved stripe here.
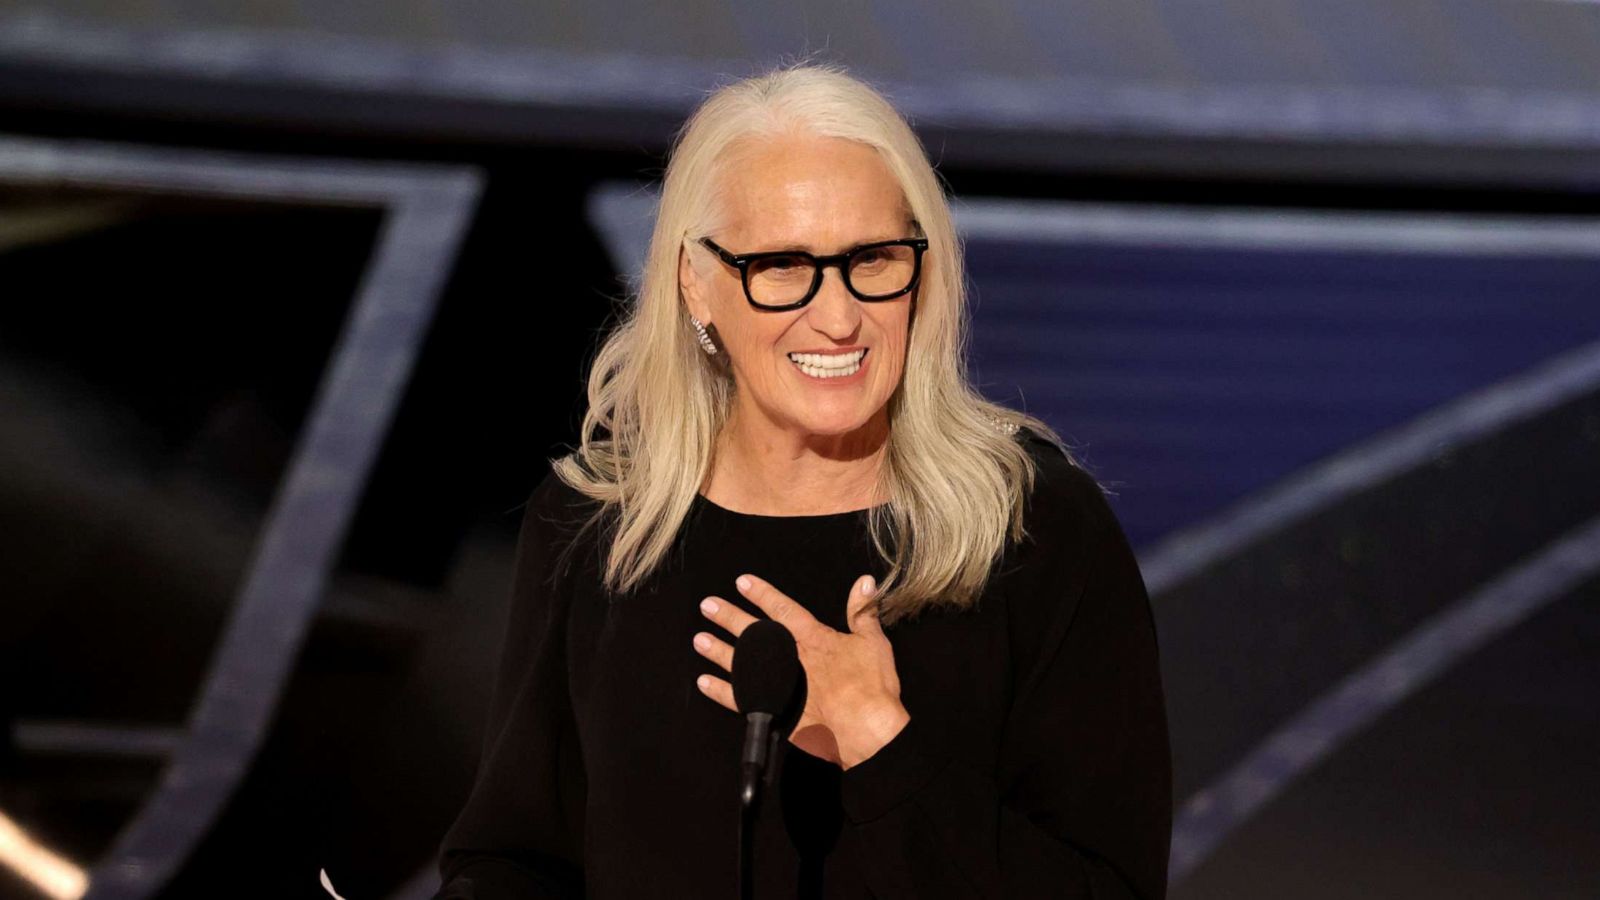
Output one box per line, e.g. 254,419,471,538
0,809,87,900
6,9,1600,147
951,198,1600,257
1170,512,1600,881
1138,336,1600,595
0,133,482,900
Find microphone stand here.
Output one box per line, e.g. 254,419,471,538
737,717,781,900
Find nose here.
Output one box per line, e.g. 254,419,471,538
804,266,861,340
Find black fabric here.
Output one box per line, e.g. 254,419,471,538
434,431,1172,898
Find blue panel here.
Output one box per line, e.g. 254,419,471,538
966,240,1600,549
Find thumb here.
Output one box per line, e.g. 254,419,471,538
846,574,884,637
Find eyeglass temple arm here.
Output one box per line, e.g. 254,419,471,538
697,236,738,266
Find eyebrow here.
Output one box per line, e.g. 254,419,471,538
755,233,912,254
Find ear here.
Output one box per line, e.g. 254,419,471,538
679,244,712,325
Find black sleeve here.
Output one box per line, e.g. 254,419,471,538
837,452,1173,899
433,474,589,899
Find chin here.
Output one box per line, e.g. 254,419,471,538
791,406,880,437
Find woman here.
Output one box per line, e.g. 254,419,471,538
435,63,1171,899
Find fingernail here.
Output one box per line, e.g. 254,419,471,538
863,575,876,596
700,598,719,614
693,633,711,651
696,675,710,690
736,575,752,591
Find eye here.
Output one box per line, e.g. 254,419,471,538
749,255,811,280
851,247,893,271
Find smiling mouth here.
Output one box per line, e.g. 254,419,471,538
786,347,868,379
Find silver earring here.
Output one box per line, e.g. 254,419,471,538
986,412,1020,435
690,316,718,356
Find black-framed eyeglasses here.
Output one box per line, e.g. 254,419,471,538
698,236,930,311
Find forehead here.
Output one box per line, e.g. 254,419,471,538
716,133,912,250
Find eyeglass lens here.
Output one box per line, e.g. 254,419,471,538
747,244,918,306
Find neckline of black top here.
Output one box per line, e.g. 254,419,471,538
691,491,887,522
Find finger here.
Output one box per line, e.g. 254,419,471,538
692,630,734,673
695,673,737,712
735,573,822,639
846,574,885,637
700,595,758,639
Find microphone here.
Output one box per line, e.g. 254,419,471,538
731,620,803,810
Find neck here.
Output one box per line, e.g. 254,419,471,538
704,404,890,516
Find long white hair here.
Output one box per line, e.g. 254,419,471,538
553,61,1072,625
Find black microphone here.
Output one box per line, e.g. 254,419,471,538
731,620,803,811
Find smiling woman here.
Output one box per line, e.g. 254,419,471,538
434,62,1172,899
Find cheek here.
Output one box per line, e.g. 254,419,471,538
876,310,912,370
719,312,796,382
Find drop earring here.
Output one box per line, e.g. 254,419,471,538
690,316,718,356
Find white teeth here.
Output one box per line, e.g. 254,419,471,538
795,361,861,378
786,349,866,379
786,349,866,369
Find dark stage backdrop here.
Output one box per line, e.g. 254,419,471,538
3,4,1599,898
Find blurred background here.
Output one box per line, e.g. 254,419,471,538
2,2,1598,898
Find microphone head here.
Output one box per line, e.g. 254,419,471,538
732,620,803,720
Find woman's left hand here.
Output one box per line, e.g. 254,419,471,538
694,573,911,769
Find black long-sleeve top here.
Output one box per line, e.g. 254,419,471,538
434,431,1172,898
